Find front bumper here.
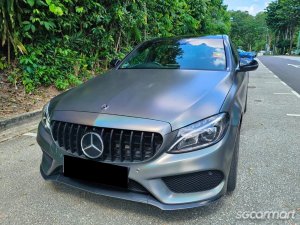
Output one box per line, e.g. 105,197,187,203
37,120,238,210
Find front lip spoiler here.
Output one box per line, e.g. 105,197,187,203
40,166,222,210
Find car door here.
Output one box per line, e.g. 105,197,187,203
230,40,248,113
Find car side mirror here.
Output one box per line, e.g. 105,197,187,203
237,59,258,72
110,59,121,68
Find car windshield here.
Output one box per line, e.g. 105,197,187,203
119,38,226,70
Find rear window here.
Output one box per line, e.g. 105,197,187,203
119,38,226,71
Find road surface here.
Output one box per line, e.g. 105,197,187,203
259,56,300,94
0,61,299,225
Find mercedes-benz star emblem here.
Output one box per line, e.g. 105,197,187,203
81,132,104,159
101,104,109,110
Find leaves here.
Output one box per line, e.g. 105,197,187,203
0,57,8,70
48,4,63,16
26,0,35,7
1,0,232,92
0,0,27,63
75,6,84,14
229,11,267,51
40,21,55,30
266,0,300,53
22,21,36,33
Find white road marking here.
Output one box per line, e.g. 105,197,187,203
287,114,300,117
291,90,300,98
273,93,293,95
260,61,300,98
280,81,287,86
23,133,37,137
287,64,300,68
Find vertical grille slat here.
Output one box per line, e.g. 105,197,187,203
150,133,155,156
51,121,163,163
109,129,114,161
119,130,123,162
51,121,57,139
51,121,58,143
68,124,74,152
99,128,105,160
129,131,134,162
75,125,81,154
140,132,144,161
62,123,68,149
79,126,88,156
56,122,61,145
100,128,104,137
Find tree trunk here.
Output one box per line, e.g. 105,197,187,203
143,2,147,41
289,29,294,54
115,31,121,53
7,40,11,65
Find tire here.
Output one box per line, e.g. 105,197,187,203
227,129,240,193
244,92,248,113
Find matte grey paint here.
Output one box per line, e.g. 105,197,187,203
37,35,255,209
51,111,172,135
54,69,232,131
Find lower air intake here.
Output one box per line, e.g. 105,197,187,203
162,170,224,193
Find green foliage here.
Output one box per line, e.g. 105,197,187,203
229,11,268,51
0,57,9,70
0,0,27,64
7,68,21,89
46,0,65,16
1,0,231,92
266,0,300,54
201,0,231,35
18,43,89,92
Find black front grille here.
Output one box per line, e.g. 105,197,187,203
51,120,163,162
162,170,224,193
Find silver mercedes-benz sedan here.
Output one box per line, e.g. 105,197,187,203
37,35,258,210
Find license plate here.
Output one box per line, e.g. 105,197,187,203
63,155,129,188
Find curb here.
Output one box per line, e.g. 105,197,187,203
0,110,42,132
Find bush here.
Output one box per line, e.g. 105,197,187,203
18,42,95,92
0,57,9,70
1,0,231,93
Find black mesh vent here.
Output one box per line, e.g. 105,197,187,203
51,120,163,162
128,180,148,193
162,170,224,193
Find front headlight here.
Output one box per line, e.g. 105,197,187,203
42,102,50,130
168,113,230,153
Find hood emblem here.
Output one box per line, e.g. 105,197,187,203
101,104,109,110
81,132,104,159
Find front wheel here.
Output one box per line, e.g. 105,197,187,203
244,92,248,113
227,129,240,193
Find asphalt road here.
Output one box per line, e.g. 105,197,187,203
0,62,299,225
259,56,300,94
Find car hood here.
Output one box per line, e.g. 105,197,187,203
54,69,232,130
